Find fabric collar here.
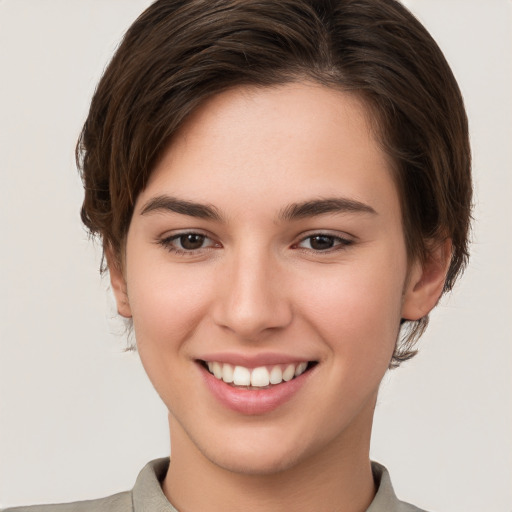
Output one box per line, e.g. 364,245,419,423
131,458,416,511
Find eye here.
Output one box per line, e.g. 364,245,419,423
296,234,352,252
160,232,219,253
176,233,208,250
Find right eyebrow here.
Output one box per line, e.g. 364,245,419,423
139,195,223,221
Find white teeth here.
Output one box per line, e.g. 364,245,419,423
282,364,296,382
206,361,311,387
295,362,308,377
233,366,251,386
212,362,223,379
269,365,283,384
222,363,234,383
251,367,270,387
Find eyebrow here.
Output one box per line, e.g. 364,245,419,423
278,197,377,220
139,195,376,222
140,195,222,221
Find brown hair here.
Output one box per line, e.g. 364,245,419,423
77,0,472,367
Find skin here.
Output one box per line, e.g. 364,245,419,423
109,82,449,512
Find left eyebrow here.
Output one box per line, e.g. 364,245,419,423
278,197,377,221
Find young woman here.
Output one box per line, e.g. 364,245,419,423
3,0,472,510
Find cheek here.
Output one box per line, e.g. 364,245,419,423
126,260,212,352
295,254,406,365
125,262,215,407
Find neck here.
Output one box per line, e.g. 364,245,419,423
162,405,376,512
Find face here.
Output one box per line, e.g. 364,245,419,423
111,82,432,475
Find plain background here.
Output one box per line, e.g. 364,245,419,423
0,0,511,510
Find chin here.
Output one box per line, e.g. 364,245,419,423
204,443,306,476
190,421,330,477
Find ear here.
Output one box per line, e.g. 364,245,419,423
105,246,132,318
401,238,452,321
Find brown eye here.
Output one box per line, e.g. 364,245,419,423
309,235,335,251
160,232,217,254
179,233,206,250
296,233,353,252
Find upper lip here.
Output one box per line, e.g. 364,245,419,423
196,352,316,368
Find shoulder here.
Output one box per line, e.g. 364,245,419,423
1,458,171,512
369,461,431,512
1,490,133,512
393,500,429,512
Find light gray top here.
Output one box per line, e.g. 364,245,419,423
3,458,428,511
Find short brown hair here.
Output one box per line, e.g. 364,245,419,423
77,0,472,367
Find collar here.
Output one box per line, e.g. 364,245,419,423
131,458,423,511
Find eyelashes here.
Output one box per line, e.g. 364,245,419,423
158,231,354,256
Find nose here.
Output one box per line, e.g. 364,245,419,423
211,248,293,341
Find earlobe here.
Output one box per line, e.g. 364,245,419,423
401,239,452,321
105,247,132,318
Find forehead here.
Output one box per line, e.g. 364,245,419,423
137,82,399,222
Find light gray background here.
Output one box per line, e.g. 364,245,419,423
1,1,511,510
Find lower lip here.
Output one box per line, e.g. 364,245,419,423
199,363,313,415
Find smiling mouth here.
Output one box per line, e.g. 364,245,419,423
199,360,318,388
